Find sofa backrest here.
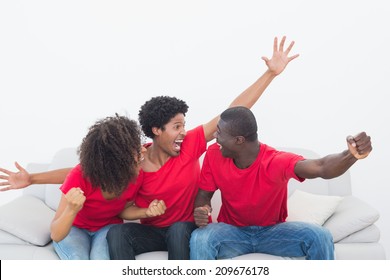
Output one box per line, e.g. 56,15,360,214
25,147,79,211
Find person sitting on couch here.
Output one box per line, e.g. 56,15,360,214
50,114,166,260
190,106,372,260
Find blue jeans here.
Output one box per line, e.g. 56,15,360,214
106,221,197,260
53,224,114,260
190,222,334,260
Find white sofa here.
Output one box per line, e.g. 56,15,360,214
0,147,386,260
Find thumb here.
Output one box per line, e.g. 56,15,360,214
261,56,269,63
14,162,26,172
346,135,356,148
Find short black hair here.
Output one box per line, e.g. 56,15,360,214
220,106,258,142
138,96,188,139
78,114,141,197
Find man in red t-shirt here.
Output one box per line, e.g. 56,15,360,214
190,106,372,260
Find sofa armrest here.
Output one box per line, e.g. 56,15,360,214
323,196,380,242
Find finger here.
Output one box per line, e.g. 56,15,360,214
346,135,356,147
354,132,369,146
0,175,9,180
261,56,269,63
0,168,12,176
285,40,295,55
150,199,158,206
356,142,372,155
0,186,11,191
0,181,10,186
158,200,166,209
14,162,26,172
288,54,300,62
194,207,208,215
273,37,278,53
155,203,166,214
279,35,286,51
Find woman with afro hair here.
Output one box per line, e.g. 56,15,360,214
49,114,166,260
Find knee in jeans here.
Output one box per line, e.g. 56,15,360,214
106,224,122,242
190,227,217,246
169,222,196,237
305,225,333,244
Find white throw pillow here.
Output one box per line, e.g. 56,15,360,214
0,195,55,246
323,195,379,242
286,190,343,226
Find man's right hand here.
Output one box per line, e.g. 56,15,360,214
194,205,212,227
0,162,31,191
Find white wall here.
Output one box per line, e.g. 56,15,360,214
1,0,389,258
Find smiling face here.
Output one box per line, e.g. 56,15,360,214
214,119,238,158
154,113,187,157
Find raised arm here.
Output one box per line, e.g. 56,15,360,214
294,132,372,179
203,36,299,142
0,162,71,192
50,187,86,242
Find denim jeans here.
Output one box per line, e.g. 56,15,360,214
106,221,197,260
53,224,114,260
190,221,334,260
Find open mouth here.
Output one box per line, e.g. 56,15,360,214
174,139,184,151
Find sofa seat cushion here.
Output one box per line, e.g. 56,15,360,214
0,195,55,246
323,196,380,242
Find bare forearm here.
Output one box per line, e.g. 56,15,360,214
31,168,71,185
319,150,358,179
50,209,77,242
194,189,213,208
229,70,276,109
120,205,148,220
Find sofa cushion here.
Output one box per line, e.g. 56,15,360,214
286,190,343,225
323,196,379,242
337,224,380,243
0,229,30,245
0,195,55,246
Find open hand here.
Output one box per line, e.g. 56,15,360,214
262,36,299,76
0,162,31,191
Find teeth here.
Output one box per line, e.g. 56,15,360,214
175,140,183,143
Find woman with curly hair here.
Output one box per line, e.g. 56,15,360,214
50,114,166,260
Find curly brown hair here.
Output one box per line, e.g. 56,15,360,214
78,114,142,197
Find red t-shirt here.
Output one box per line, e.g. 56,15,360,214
135,125,207,228
60,164,143,232
199,143,305,227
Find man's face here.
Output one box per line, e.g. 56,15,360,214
154,113,186,157
214,119,236,158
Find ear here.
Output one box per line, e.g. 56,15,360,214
152,127,161,136
235,136,245,145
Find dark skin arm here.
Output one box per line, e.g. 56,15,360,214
294,132,372,179
193,189,214,227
